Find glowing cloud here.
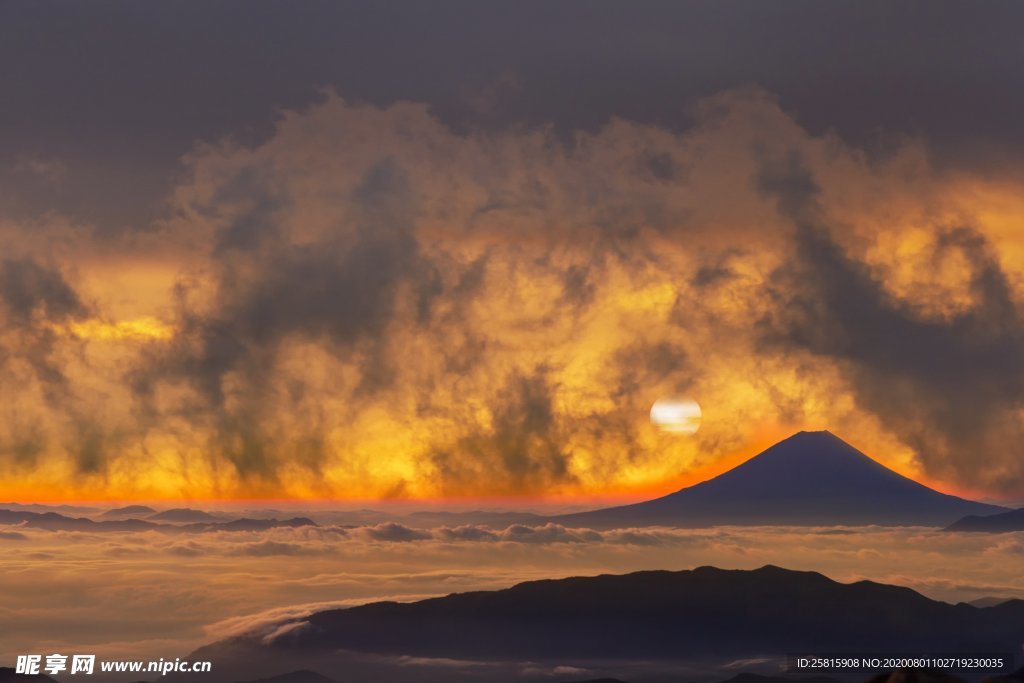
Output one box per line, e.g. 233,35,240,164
0,89,1023,501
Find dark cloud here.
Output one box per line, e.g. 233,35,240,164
643,151,683,183
131,160,442,482
612,341,690,401
558,265,596,309
4,2,1024,229
0,258,100,472
430,370,575,495
691,262,735,289
757,152,1024,493
0,258,86,325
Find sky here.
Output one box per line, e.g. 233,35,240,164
3,2,1024,502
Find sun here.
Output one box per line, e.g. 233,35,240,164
650,398,702,435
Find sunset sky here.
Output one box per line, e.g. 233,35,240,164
3,2,1024,503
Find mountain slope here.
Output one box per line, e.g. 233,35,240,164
552,431,1006,528
946,507,1024,532
0,668,59,683
198,565,1024,662
148,508,225,523
100,504,157,517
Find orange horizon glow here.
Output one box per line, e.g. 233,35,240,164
3,423,1009,506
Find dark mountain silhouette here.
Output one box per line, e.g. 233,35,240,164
181,517,317,532
100,504,157,517
225,672,846,683
234,674,629,683
946,507,1024,532
0,509,315,533
550,431,1007,528
722,675,839,683
0,502,98,514
866,671,967,683
234,672,336,683
0,509,160,531
0,669,59,683
971,597,1016,608
194,565,1024,665
984,667,1024,683
148,508,225,523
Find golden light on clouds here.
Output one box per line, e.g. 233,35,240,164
1,89,1023,502
57,317,175,342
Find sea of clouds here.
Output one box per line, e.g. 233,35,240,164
2,520,1022,665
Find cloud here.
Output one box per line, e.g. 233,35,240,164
3,521,1024,664
0,257,88,402
167,542,206,557
493,523,603,544
2,87,1024,500
756,150,1024,494
7,3,1024,238
203,601,366,642
109,89,836,498
0,257,86,327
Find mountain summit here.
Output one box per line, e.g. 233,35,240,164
552,430,1007,528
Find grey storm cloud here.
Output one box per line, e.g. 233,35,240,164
167,160,426,401
0,257,88,391
0,258,86,326
428,371,575,496
4,2,1024,232
129,159,441,484
0,258,109,474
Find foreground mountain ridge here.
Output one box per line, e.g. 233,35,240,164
187,563,1024,682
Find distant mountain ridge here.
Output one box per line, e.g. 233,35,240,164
0,509,316,533
551,431,1007,528
148,508,226,523
946,507,1024,532
99,504,157,518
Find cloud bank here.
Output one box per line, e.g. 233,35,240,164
1,88,1024,499
2,522,1023,664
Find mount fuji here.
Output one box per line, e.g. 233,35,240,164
551,430,1007,528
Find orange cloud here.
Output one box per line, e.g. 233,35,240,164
1,88,1023,501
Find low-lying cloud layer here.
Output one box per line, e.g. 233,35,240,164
1,522,1023,665
2,87,1024,500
